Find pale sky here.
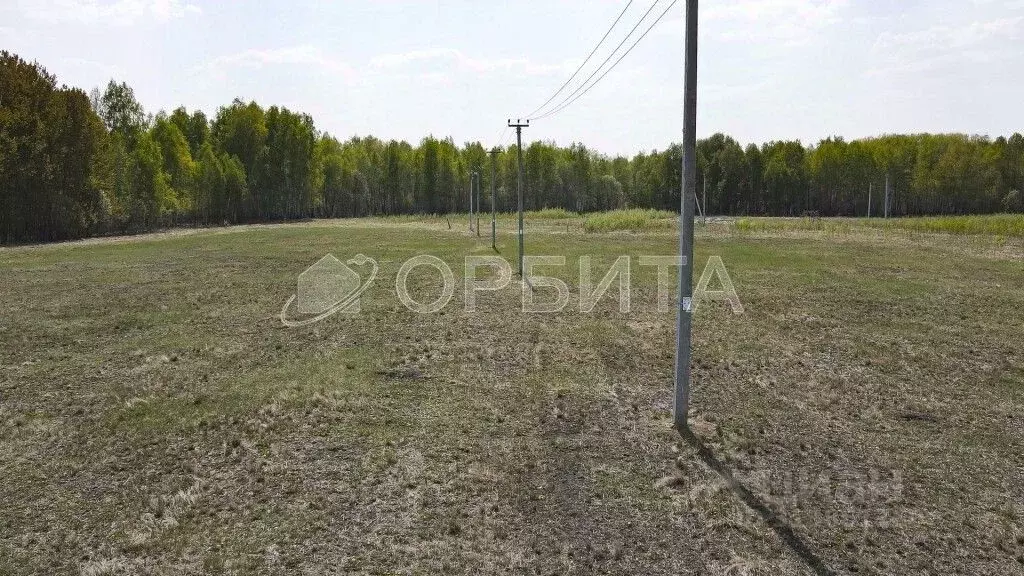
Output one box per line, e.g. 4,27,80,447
2,0,1022,156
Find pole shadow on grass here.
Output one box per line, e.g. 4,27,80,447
677,426,836,576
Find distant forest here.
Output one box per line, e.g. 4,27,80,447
2,50,1022,243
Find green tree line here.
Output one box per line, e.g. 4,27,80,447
2,51,1022,243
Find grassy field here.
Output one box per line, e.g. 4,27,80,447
734,213,1024,238
1,215,1022,575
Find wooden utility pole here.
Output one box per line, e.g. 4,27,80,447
675,0,698,430
508,119,529,275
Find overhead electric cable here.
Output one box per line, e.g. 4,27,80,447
493,124,510,149
524,0,635,119
526,0,662,121
531,0,679,121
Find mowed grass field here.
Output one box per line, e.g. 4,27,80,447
1,215,1023,575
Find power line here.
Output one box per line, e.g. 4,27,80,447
527,0,662,121
524,0,635,120
493,124,510,149
533,0,679,121
499,124,516,148
532,0,679,121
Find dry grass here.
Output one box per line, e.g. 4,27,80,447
1,216,1022,574
526,207,578,219
584,209,676,233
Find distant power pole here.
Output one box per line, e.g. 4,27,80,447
508,119,529,275
489,148,499,249
475,170,481,237
884,173,891,219
469,172,475,232
675,0,698,431
702,174,707,225
867,182,873,218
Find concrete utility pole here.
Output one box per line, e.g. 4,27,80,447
469,172,475,232
702,174,707,225
884,173,891,219
868,182,873,218
508,119,529,275
489,148,499,249
475,170,481,237
675,0,698,431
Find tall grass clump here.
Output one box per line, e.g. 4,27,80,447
583,209,676,233
733,218,778,233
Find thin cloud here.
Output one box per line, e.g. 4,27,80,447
59,56,124,79
370,47,565,76
194,45,562,87
867,17,1022,76
865,47,1015,77
703,79,775,101
704,0,847,22
970,0,1024,8
874,16,1022,51
18,0,201,25
702,0,850,46
195,45,355,78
